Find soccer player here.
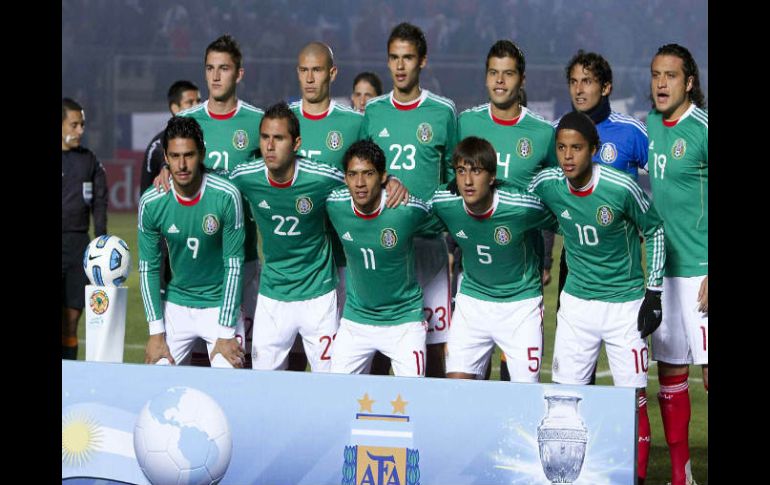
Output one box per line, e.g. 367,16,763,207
647,43,708,485
350,72,383,113
138,116,246,368
327,140,432,377
528,111,666,485
62,98,108,360
361,22,457,377
457,39,557,380
155,35,262,368
431,137,556,381
550,50,650,383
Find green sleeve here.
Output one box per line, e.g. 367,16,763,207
137,202,163,326
627,189,666,289
443,112,458,183
218,191,245,329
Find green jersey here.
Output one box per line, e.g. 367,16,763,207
430,185,557,302
646,104,708,277
326,190,430,326
229,158,344,301
457,104,558,188
138,173,245,329
178,99,264,262
528,165,665,302
361,90,458,204
289,100,364,170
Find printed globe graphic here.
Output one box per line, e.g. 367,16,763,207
133,387,232,485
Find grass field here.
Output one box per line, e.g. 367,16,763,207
77,211,708,484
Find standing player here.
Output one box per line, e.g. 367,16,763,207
138,116,246,368
528,111,666,485
62,98,108,360
457,40,558,380
431,137,556,381
647,44,708,485
155,35,262,368
361,22,457,377
350,72,383,113
327,140,431,377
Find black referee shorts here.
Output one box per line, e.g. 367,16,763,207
62,232,90,309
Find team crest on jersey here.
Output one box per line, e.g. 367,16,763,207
232,129,249,150
416,122,433,144
596,205,614,226
516,137,533,158
295,196,313,214
326,131,344,151
671,138,687,159
380,228,398,249
202,214,220,235
600,142,618,163
89,289,109,315
494,226,512,245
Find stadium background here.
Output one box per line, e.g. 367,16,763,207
62,1,708,482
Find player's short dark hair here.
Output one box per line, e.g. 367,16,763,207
653,43,705,109
565,50,612,88
162,116,206,155
205,34,243,71
556,111,600,150
388,22,427,59
353,72,383,96
62,97,83,122
261,102,301,142
486,40,526,75
342,139,386,174
167,80,199,109
448,137,503,194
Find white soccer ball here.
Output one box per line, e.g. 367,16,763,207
133,387,233,485
83,235,130,287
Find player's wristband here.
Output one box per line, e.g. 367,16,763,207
148,319,165,335
217,324,236,339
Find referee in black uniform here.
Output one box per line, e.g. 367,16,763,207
62,98,108,360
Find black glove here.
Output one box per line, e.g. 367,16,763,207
637,289,662,338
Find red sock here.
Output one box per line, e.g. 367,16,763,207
658,372,691,485
637,391,651,480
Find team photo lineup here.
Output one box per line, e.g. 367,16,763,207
62,14,707,485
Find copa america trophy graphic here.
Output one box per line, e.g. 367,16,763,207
536,392,589,484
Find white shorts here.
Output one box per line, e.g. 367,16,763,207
651,275,708,365
553,292,648,388
447,293,543,382
251,290,338,372
415,237,451,345
162,301,245,368
330,318,427,377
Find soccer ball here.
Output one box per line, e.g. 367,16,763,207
83,235,130,287
133,387,233,485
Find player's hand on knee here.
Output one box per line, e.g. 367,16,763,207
384,175,409,207
697,276,708,314
211,337,245,368
145,333,175,365
637,289,663,338
153,166,171,193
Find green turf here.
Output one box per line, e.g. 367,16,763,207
77,211,708,483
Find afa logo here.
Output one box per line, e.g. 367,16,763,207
494,226,512,245
671,138,687,159
599,142,618,163
516,137,533,159
202,214,220,235
296,196,314,215
380,228,398,249
232,129,249,150
327,131,344,151
342,393,420,485
416,123,433,144
89,289,109,315
596,205,614,226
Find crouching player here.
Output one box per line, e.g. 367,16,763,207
327,140,431,377
430,137,556,381
138,116,246,368
528,111,665,484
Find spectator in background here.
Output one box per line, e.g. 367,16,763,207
350,71,382,113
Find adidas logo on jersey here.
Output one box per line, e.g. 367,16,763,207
455,230,468,239
258,200,271,209
560,210,572,220
168,224,180,234
342,232,354,241
378,128,390,138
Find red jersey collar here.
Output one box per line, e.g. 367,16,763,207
489,106,523,126
463,191,499,219
301,99,333,120
391,90,425,111
206,100,239,120
662,102,695,127
174,174,206,206
266,160,299,188
352,191,386,219
567,165,600,197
